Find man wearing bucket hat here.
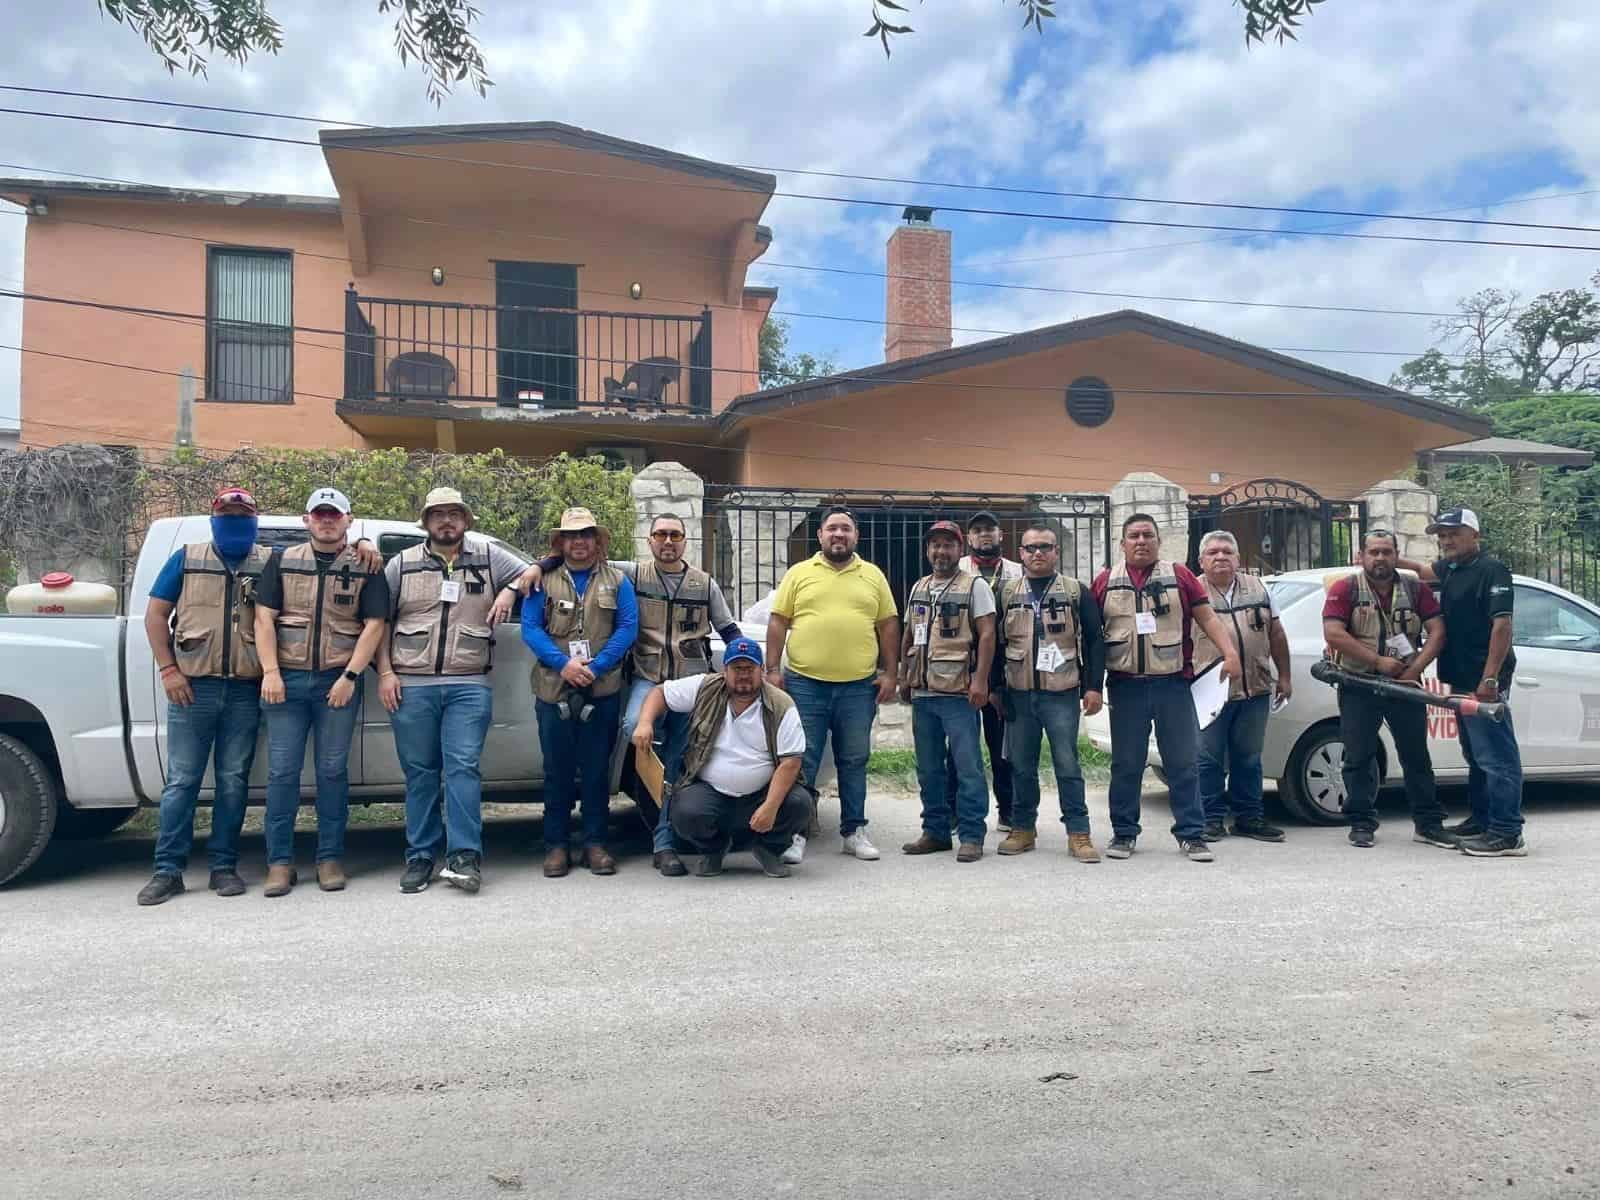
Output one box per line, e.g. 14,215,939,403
1399,507,1527,856
633,637,811,877
898,520,997,862
522,507,639,877
376,487,537,895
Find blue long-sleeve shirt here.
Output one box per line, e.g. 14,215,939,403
521,568,638,677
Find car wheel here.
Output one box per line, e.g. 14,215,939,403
52,802,139,841
0,733,61,886
1280,724,1351,825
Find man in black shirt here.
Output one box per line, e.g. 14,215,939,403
1400,508,1526,857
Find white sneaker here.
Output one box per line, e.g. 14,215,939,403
841,831,880,860
781,834,806,865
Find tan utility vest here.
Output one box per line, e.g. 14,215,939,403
632,559,714,684
999,574,1083,693
271,543,373,673
1192,573,1275,700
172,542,272,680
1103,559,1186,676
390,540,498,677
532,562,626,704
903,570,981,695
1333,571,1425,676
680,675,798,788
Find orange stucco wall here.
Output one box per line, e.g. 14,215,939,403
730,332,1474,500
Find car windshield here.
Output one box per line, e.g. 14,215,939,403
1265,579,1324,612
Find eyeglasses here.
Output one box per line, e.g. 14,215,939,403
565,528,598,540
1020,543,1058,554
650,530,686,542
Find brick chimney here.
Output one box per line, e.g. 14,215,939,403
884,207,952,362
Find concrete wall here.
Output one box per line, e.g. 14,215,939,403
1360,478,1439,561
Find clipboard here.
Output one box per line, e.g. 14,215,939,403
635,744,667,805
1190,660,1230,731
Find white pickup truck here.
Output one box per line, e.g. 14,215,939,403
0,513,760,886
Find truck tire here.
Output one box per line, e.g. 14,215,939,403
0,733,60,886
53,802,139,841
1279,723,1355,826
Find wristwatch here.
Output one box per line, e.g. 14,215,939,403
343,669,362,683
1480,677,1500,693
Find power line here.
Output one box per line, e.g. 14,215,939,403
6,84,1600,237
3,105,1600,254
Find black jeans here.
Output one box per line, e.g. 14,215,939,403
944,702,1013,825
1338,687,1444,832
670,779,813,855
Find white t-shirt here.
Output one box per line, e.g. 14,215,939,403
661,674,807,797
909,577,996,700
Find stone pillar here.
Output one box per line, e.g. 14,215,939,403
1359,479,1438,561
1109,471,1189,562
721,494,822,620
629,461,704,562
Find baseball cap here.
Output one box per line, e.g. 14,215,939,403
211,486,258,515
924,519,964,544
966,510,1001,530
1426,507,1480,534
305,486,352,515
556,506,600,532
722,636,764,667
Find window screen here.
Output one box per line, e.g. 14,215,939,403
208,248,293,403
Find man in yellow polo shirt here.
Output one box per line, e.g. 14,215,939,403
766,505,900,863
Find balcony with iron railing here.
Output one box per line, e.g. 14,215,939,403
342,287,713,413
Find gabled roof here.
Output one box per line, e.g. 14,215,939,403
318,121,776,193
0,176,339,214
724,308,1491,437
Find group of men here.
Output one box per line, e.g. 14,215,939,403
135,483,1528,905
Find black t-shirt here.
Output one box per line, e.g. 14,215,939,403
257,548,390,621
1432,552,1516,691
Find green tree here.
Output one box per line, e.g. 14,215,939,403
758,317,838,389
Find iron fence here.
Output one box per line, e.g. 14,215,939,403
1187,479,1366,574
1490,521,1600,604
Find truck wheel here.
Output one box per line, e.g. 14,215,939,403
53,802,139,841
0,733,61,886
1279,724,1351,826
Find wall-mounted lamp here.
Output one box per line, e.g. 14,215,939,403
628,281,643,301
430,266,445,286
29,197,48,217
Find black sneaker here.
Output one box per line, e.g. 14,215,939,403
137,872,185,906
1105,836,1137,859
1180,838,1215,863
440,851,482,893
752,844,792,878
399,857,435,893
1459,832,1528,857
1202,819,1227,843
208,869,246,897
1231,816,1287,843
1413,826,1459,850
1349,828,1375,848
695,852,725,877
1443,817,1486,839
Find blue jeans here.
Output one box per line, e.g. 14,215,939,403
1457,704,1524,837
390,684,494,863
153,677,261,874
785,671,877,836
263,667,361,865
913,695,989,844
621,675,691,853
1198,693,1270,823
537,692,622,848
1108,675,1205,843
1007,689,1089,834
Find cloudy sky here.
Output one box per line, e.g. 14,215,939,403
3,0,1599,437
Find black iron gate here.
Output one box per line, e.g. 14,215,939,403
704,487,1111,616
1187,478,1366,574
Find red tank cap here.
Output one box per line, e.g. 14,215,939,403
41,572,75,588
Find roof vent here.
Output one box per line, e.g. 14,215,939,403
901,205,935,224
1066,377,1114,428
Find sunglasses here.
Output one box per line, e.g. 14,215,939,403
650,530,686,542
1020,542,1058,554
565,528,598,540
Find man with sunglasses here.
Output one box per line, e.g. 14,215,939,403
993,523,1107,863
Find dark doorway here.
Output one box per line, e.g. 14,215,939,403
495,261,578,409
1187,479,1366,574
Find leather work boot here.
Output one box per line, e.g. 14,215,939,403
208,869,247,897
654,850,688,877
956,842,983,863
901,833,953,855
317,861,348,892
1068,833,1102,863
263,865,297,898
543,847,571,878
584,846,618,876
997,829,1037,856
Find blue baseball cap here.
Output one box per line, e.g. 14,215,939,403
723,636,764,667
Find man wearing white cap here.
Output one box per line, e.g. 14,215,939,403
254,487,389,896
377,487,536,895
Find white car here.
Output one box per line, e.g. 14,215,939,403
1085,567,1600,824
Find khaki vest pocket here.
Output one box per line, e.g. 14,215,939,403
449,623,493,673
276,616,311,669
391,622,435,671
173,629,214,675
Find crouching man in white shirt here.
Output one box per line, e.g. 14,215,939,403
631,637,811,878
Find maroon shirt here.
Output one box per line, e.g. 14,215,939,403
1323,573,1441,626
1091,561,1211,680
